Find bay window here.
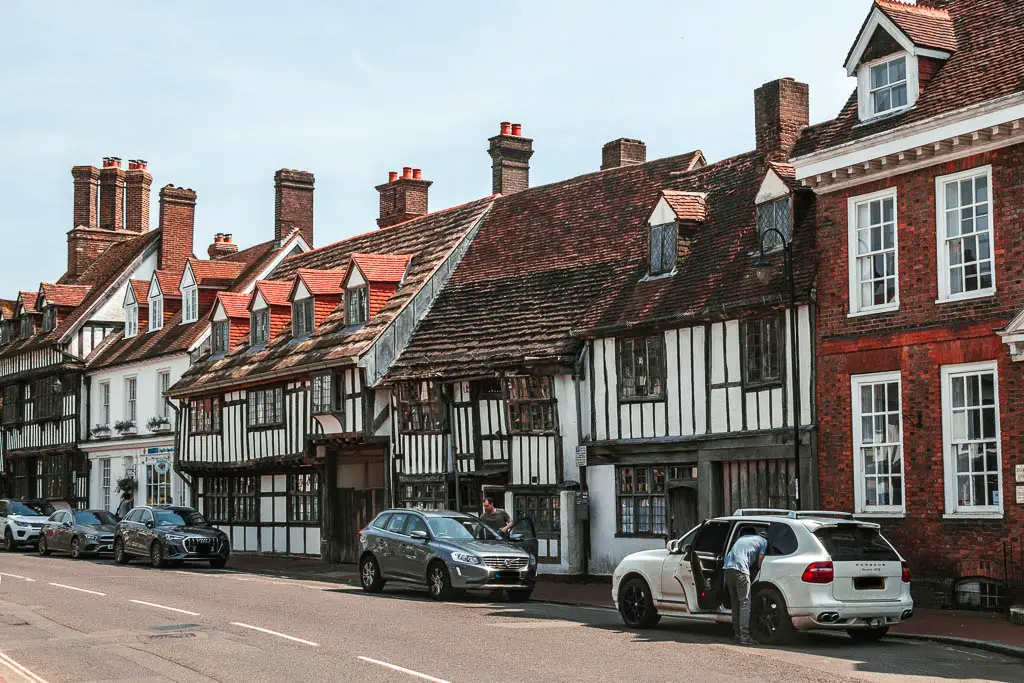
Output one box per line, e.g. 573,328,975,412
190,397,221,435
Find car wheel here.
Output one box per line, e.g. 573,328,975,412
360,555,385,593
505,588,534,603
70,537,83,560
113,537,130,564
427,562,454,601
209,556,228,569
38,535,51,556
750,586,796,645
847,626,889,643
618,576,661,628
3,529,17,552
150,541,167,569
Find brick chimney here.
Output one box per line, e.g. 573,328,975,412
754,78,809,162
98,157,126,230
274,169,315,247
488,122,533,195
71,165,100,228
208,233,239,260
158,185,197,275
375,167,432,229
125,160,152,233
601,138,647,170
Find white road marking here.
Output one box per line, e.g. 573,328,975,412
357,656,451,683
230,622,319,647
47,583,105,596
0,651,50,683
0,572,36,582
129,599,200,616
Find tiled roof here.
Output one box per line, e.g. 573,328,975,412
253,280,293,308
39,283,93,309
18,291,40,315
215,292,251,319
660,190,708,223
0,299,15,320
387,150,707,379
295,268,347,296
350,253,414,283
189,258,246,288
128,280,150,303
169,196,494,395
222,240,280,293
876,0,957,53
154,270,182,298
794,0,1022,157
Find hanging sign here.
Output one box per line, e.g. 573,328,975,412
154,460,171,475
1016,464,1024,483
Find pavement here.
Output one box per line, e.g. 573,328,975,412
2,550,1022,682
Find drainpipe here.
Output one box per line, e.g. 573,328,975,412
165,396,194,505
573,346,590,580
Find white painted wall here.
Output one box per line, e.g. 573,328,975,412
88,355,190,434
587,464,665,575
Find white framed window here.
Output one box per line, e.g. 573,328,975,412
847,187,898,315
100,381,111,426
182,286,199,323
157,370,171,420
941,361,1002,517
869,55,907,116
125,376,137,425
851,372,905,515
100,458,112,511
756,196,791,253
936,166,994,302
125,303,139,338
149,294,163,331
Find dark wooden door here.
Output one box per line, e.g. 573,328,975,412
668,486,698,539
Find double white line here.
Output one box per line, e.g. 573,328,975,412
0,652,49,683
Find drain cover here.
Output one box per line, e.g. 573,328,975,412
151,623,201,631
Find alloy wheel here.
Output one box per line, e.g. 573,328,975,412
362,560,376,587
756,592,781,636
70,538,82,560
38,536,48,556
4,530,15,552
622,582,648,624
430,568,444,597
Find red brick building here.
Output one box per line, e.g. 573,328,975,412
791,0,1024,607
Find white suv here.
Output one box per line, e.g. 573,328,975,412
612,509,914,644
1,499,57,552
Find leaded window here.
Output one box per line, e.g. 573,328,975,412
190,397,221,434
347,287,368,325
212,321,230,354
649,222,678,276
616,465,667,537
20,316,34,337
504,376,557,434
204,476,231,523
42,307,57,332
757,197,791,252
32,377,63,421
311,373,334,414
401,481,449,510
233,476,258,523
743,317,781,386
293,297,315,337
617,335,666,401
396,381,445,433
247,386,284,427
1,384,21,424
250,309,270,346
287,472,320,523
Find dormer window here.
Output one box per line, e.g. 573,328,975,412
212,320,230,354
20,316,34,338
42,307,57,333
293,298,314,337
149,293,163,332
251,309,269,346
757,197,792,252
125,303,139,338
0,321,10,344
346,287,368,326
648,222,678,277
182,286,198,323
870,55,907,116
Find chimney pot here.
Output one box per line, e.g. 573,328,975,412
207,230,238,260
274,169,316,247
412,168,422,180
511,123,522,137
224,233,232,242
388,171,399,183
500,122,512,135
402,167,413,179
488,123,534,195
375,169,432,229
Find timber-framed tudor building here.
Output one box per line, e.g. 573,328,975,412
2,0,1022,607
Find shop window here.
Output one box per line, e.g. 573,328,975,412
146,462,172,505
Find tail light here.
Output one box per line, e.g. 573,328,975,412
801,561,834,584
901,561,911,583
355,529,363,545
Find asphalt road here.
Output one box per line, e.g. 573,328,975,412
0,551,1019,683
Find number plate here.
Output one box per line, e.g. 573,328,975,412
854,577,885,590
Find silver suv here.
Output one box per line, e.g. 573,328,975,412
358,509,539,602
612,509,914,644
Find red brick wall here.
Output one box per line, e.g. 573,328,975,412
274,169,314,247
815,144,1024,595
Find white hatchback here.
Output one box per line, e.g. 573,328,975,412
611,509,914,644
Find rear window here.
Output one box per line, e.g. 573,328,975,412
814,525,899,561
372,513,392,529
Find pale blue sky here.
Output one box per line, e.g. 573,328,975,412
0,1,871,295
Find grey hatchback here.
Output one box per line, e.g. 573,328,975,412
358,509,539,602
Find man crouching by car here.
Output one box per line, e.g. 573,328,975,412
723,529,767,645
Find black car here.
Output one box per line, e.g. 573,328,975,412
113,505,229,569
39,509,117,559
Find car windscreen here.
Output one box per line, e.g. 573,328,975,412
814,525,899,561
75,511,117,526
154,510,209,527
10,502,56,516
428,516,500,541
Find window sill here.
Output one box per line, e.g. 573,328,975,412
742,381,783,391
935,289,996,305
854,511,906,519
640,270,677,283
618,396,667,405
848,305,899,318
248,424,285,432
942,511,1003,520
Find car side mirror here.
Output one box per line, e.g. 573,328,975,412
409,529,429,541
666,539,679,553
145,520,154,529
508,531,525,541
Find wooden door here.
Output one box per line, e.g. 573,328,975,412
668,486,698,539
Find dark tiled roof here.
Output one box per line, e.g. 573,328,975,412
795,0,1023,157
388,151,707,379
39,283,92,309
223,240,280,293
877,0,957,52
169,197,494,395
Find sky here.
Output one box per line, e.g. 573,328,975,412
0,1,872,296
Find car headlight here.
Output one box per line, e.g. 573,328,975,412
9,519,26,528
529,553,537,566
451,552,481,565
85,533,99,541
163,534,185,542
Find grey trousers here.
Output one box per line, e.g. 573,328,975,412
724,568,752,641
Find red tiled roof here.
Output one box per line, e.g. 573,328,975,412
876,0,957,53
39,283,93,309
350,253,413,283
795,0,1021,157
0,299,15,320
295,268,347,296
18,291,40,315
223,240,280,293
215,292,251,319
660,191,707,223
252,281,292,308
128,280,150,303
188,258,246,288
154,270,182,298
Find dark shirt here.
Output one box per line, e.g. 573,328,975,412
117,499,134,519
479,509,511,531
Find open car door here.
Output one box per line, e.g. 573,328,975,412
686,520,731,611
507,517,540,559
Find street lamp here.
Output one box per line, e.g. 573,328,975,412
754,227,801,511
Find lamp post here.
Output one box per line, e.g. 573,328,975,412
754,228,801,511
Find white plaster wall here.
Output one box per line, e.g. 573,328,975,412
587,464,666,575
88,355,190,433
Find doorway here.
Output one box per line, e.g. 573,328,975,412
668,486,698,539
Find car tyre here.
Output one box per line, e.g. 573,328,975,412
209,556,228,569
113,537,130,564
360,555,385,593
750,586,796,645
70,537,83,560
150,541,167,569
427,561,454,601
3,529,17,552
38,535,51,556
847,626,889,643
505,588,534,603
618,576,661,629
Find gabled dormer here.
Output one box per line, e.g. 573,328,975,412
344,253,413,327
16,290,41,338
149,270,182,328
288,268,346,338
645,190,707,279
755,164,795,253
248,281,292,348
122,280,147,339
845,0,956,123
146,276,163,332
0,299,15,344
211,292,251,355
34,283,92,335
179,261,199,324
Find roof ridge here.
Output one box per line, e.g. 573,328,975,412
875,0,951,19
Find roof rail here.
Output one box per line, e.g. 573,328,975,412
732,508,795,518
794,511,855,520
